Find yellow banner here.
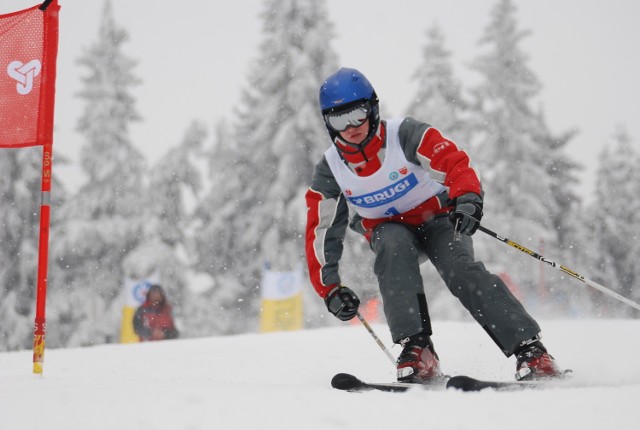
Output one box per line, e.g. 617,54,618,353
260,293,303,332
120,306,139,343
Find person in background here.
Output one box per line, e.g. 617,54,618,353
133,284,179,341
305,67,563,383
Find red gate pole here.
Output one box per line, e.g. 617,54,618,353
33,142,53,375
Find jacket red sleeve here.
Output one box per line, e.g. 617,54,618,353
305,157,349,298
399,117,482,200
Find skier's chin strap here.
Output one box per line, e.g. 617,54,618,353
333,138,372,162
333,119,383,163
332,118,381,163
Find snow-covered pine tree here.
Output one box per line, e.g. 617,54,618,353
589,127,640,316
192,118,249,281
123,120,206,332
406,23,471,144
0,146,69,350
469,0,580,313
192,0,338,332
404,23,474,320
190,119,252,335
49,0,145,346
0,148,43,350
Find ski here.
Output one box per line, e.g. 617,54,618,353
446,371,572,392
331,372,446,393
446,375,539,391
332,371,572,393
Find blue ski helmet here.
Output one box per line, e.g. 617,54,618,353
319,68,380,154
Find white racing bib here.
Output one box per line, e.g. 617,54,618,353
325,118,445,219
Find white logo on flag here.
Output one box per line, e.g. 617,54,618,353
7,60,42,95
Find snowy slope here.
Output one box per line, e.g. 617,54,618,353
1,319,638,430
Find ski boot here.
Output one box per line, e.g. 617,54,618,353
397,333,443,383
515,339,563,381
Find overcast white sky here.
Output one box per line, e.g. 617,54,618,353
3,0,639,199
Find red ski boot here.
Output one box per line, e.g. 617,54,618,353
396,333,443,383
515,342,563,381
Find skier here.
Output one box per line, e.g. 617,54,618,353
304,67,563,382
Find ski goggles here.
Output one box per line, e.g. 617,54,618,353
324,102,371,132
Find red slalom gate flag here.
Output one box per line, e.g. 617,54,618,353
0,0,59,148
0,1,60,375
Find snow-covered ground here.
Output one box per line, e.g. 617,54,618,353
1,318,637,430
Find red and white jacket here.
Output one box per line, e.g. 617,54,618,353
305,117,481,298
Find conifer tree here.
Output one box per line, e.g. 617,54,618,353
406,24,470,144
190,120,251,335
0,148,42,349
50,0,145,346
469,0,580,307
402,23,474,319
192,0,338,332
589,127,640,315
0,148,70,349
124,120,205,326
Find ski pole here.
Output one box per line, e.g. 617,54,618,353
478,225,640,312
356,312,397,366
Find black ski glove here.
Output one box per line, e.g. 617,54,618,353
325,285,360,321
450,193,483,236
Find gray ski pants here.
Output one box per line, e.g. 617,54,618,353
370,216,540,356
